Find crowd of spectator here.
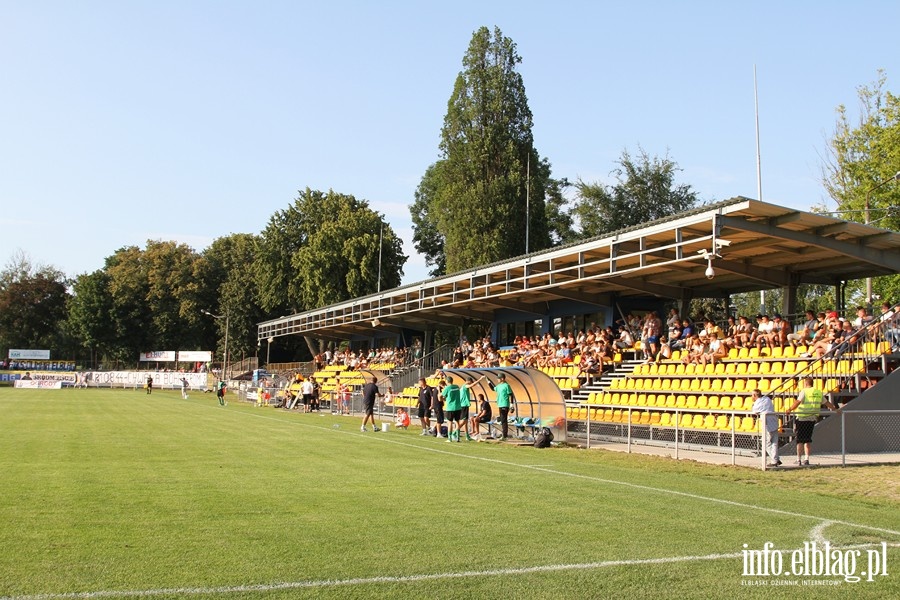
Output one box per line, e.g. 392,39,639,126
313,346,409,371
442,302,900,388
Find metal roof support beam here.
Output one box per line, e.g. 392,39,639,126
722,215,900,272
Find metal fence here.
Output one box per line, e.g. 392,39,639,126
566,409,900,470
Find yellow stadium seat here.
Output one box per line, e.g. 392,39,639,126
740,416,757,432
697,395,709,409
671,350,681,361
711,379,723,392
665,394,676,408
679,413,693,428
748,362,760,375
660,413,672,427
714,363,726,375
707,396,720,410
731,379,743,392
650,412,662,425
725,362,737,374
691,414,705,428
722,379,734,392
686,395,698,409
728,348,739,359
742,397,754,411
715,415,729,430
736,362,748,375
639,412,651,425
738,347,750,359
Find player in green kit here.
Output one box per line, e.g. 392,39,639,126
441,377,462,442
460,375,486,441
494,373,513,439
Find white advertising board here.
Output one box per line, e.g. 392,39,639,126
8,349,51,360
178,351,212,362
139,351,177,362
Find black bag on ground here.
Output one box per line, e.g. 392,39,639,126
534,427,554,448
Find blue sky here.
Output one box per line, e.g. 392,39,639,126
2,0,898,285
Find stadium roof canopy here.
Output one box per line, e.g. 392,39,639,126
258,197,900,341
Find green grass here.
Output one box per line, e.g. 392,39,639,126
0,387,898,599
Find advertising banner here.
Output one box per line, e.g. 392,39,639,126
83,371,208,390
8,349,51,360
178,351,212,362
15,380,63,389
139,351,177,362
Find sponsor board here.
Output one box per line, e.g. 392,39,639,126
140,351,177,362
15,380,63,389
84,371,208,390
178,351,212,362
8,349,51,360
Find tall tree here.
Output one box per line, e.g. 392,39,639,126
418,26,551,273
410,161,447,277
256,188,406,313
821,71,900,304
573,148,699,237
823,70,900,231
0,252,70,355
198,233,266,362
68,269,116,366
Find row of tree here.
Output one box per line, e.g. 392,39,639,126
1,27,896,367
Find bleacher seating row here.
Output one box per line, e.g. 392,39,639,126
566,406,765,433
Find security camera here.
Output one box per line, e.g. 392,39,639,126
715,239,732,248
372,318,381,327
705,261,715,280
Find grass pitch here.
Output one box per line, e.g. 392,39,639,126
0,387,898,599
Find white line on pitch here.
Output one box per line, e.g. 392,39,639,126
220,406,900,538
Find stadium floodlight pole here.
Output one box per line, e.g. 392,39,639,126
201,309,229,382
266,336,273,365
864,171,900,307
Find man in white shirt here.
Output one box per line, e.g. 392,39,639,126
751,388,781,468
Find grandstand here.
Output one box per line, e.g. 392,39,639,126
257,197,900,466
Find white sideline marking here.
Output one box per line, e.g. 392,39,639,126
225,406,900,538
810,520,834,546
5,543,899,599
0,552,745,599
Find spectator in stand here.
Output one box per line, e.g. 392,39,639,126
875,302,900,350
734,315,755,348
577,350,603,385
852,306,874,329
698,333,727,366
767,314,790,349
805,316,841,359
665,309,681,336
614,325,634,350
788,310,817,349
754,315,774,351
641,311,662,363
723,316,738,349
680,334,706,365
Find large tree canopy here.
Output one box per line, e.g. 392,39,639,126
256,188,406,313
413,26,552,274
572,148,699,237
822,71,900,304
0,253,70,355
823,71,900,231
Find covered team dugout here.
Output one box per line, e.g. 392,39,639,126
443,367,567,442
